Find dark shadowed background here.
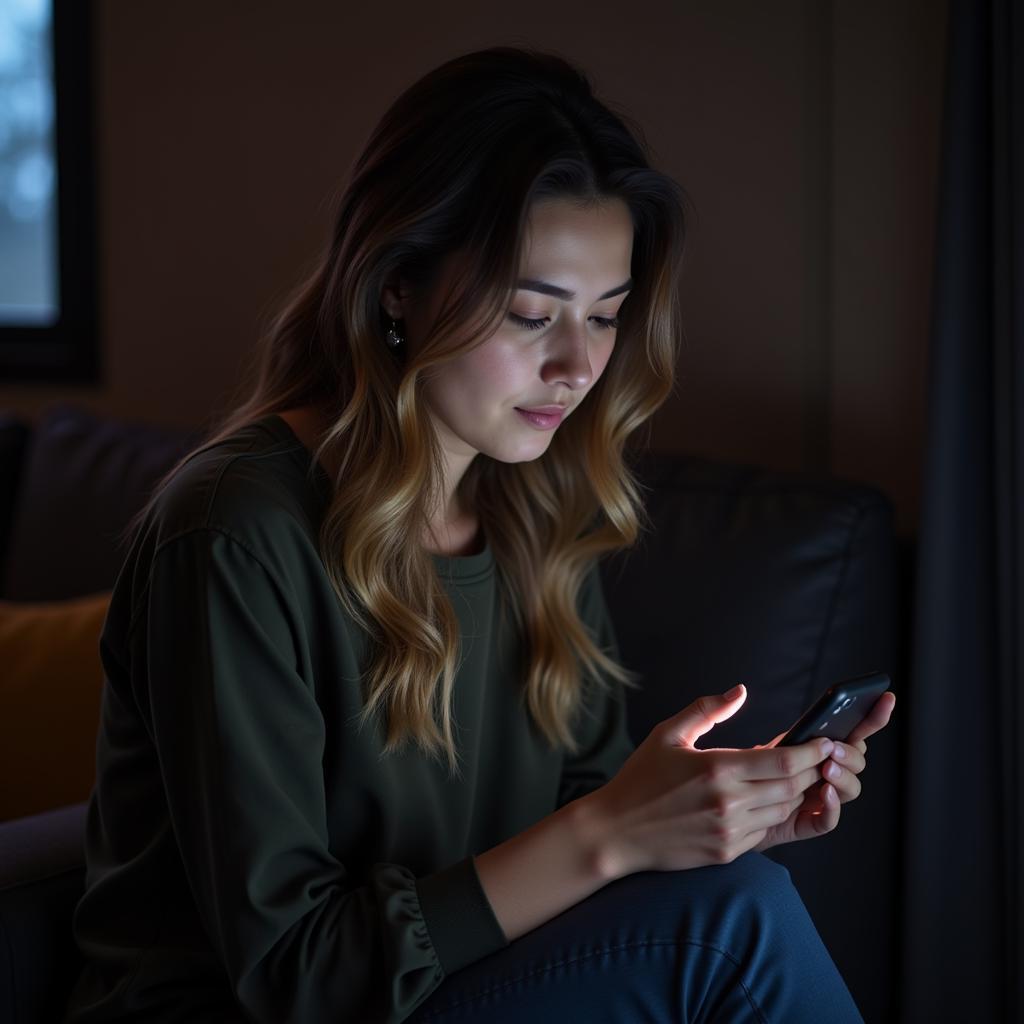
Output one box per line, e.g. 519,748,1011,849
0,0,948,542
16,3,1021,1022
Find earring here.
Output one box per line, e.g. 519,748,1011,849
385,318,404,348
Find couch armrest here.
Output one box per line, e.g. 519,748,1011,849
0,802,87,1024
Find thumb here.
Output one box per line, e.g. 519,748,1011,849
665,684,747,748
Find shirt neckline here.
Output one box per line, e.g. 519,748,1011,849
256,413,495,582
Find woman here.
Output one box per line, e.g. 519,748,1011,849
64,47,894,1023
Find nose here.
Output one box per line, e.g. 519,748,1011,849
540,321,594,392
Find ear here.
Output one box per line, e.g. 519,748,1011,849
379,270,406,321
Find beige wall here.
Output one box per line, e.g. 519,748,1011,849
0,0,948,536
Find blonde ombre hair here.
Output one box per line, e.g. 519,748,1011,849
126,47,691,777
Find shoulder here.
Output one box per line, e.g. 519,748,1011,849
145,417,329,559
106,416,335,647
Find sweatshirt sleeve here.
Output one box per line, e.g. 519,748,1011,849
142,527,507,1024
556,563,637,809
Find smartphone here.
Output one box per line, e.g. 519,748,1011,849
777,671,891,746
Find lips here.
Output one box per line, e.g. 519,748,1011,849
515,406,566,430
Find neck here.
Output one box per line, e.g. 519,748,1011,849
278,405,483,556
422,487,482,557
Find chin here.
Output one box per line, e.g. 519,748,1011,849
486,437,554,465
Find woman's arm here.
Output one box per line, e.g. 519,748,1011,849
141,529,505,1023
475,685,833,942
473,791,615,942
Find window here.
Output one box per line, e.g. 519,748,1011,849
0,0,97,380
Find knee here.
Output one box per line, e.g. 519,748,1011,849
570,852,812,953
704,850,805,918
721,850,795,898
610,850,803,926
641,850,810,939
704,852,825,968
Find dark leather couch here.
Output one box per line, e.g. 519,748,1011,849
0,403,903,1023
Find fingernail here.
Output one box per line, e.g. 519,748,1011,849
825,761,841,780
723,684,743,700
820,739,834,756
833,744,846,759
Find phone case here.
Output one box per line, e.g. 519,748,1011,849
778,671,891,746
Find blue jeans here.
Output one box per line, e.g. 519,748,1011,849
407,851,863,1023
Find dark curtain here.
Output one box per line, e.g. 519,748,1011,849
900,0,1023,1020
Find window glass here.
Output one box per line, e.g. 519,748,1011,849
0,0,58,327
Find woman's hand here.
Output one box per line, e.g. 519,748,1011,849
579,685,836,878
752,690,897,852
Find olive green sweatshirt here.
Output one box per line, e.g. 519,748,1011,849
63,414,635,1024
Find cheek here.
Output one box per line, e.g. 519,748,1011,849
590,337,617,383
425,339,530,418
450,339,534,397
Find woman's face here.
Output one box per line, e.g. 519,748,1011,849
387,197,634,478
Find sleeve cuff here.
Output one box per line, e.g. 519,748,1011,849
415,855,509,976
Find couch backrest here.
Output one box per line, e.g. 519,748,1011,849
601,450,898,749
0,405,200,601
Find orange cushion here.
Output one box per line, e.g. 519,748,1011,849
0,591,111,822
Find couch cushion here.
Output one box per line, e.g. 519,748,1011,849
1,404,199,600
0,803,88,1024
0,591,110,822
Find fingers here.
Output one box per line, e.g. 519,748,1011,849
745,765,823,807
824,740,868,804
755,781,842,849
665,685,748,747
724,738,834,782
830,742,866,775
822,756,862,803
845,690,896,746
807,782,841,834
744,793,805,833
791,779,840,835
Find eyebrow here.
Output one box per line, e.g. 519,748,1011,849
516,277,633,301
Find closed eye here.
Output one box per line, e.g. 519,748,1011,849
508,313,620,332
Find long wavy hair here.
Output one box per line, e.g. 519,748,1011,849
125,46,691,777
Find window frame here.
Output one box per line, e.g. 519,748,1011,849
0,0,99,383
